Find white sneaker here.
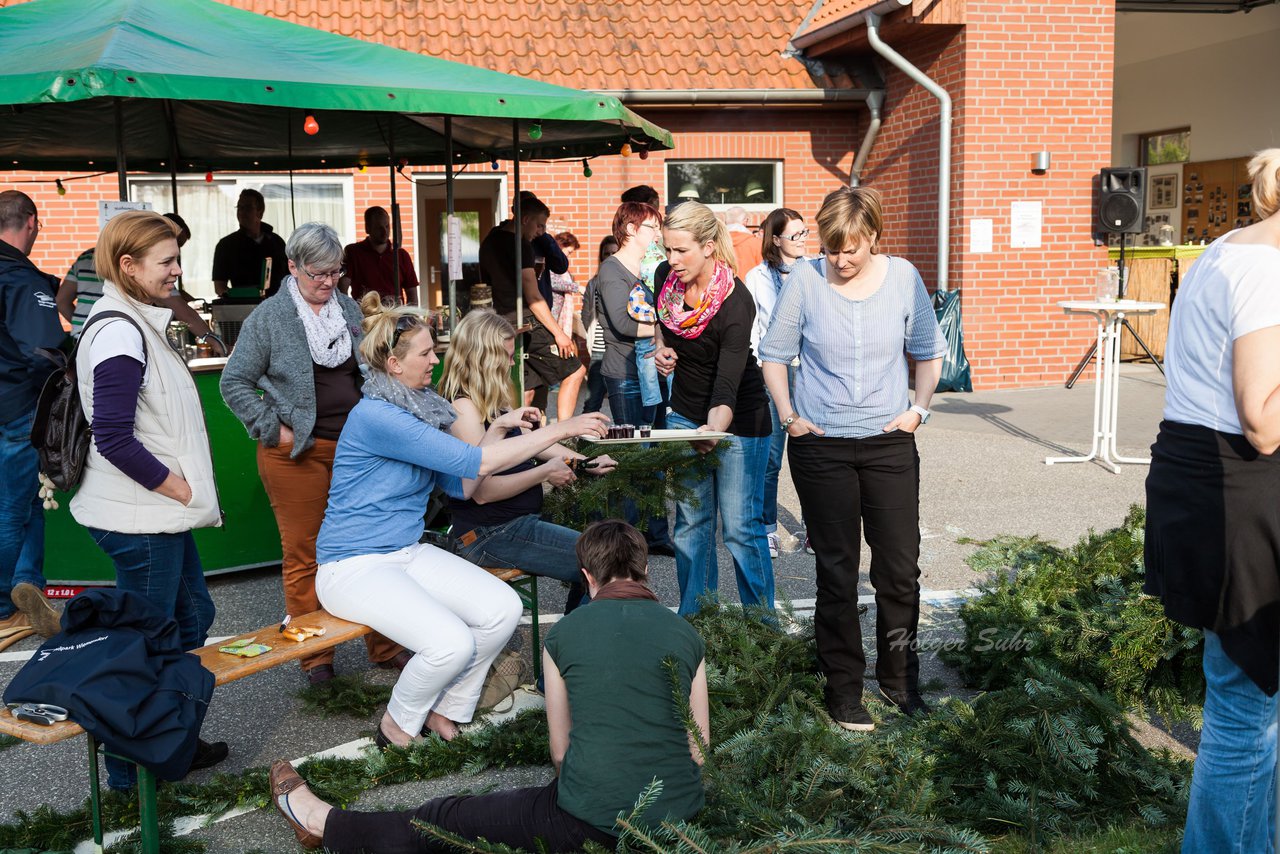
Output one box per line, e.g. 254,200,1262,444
804,535,815,555
767,532,780,559
776,528,801,554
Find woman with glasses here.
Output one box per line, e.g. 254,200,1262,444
743,208,809,558
650,201,775,616
759,187,946,732
593,202,675,554
314,299,609,746
222,222,407,685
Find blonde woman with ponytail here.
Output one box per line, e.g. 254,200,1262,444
313,300,609,748
1144,147,1280,852
438,311,616,614
652,201,775,617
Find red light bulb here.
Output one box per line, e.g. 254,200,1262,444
204,171,213,183
303,114,320,135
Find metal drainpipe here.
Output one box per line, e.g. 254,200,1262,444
865,12,952,292
850,90,883,187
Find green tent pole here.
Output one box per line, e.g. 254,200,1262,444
445,115,456,325
388,118,401,302
164,100,179,213
114,97,128,201
512,119,523,401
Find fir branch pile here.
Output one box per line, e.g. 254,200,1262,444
541,439,720,532
940,506,1204,726
1,566,1191,852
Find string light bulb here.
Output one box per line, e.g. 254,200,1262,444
204,170,214,183
491,159,500,171
357,162,367,173
582,160,592,178
639,149,650,161
620,142,632,157
528,122,543,141
303,114,320,135
55,179,66,196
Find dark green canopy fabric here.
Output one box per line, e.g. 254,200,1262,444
0,0,673,170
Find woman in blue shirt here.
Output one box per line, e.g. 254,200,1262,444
760,187,946,733
314,297,608,747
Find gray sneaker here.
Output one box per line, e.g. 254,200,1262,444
767,532,780,559
12,583,61,638
830,703,874,732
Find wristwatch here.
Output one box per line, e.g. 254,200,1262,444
782,413,799,429
909,404,931,424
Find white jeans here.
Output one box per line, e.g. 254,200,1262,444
316,542,523,736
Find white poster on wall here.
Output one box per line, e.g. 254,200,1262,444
98,200,151,229
1010,201,1043,248
969,218,993,254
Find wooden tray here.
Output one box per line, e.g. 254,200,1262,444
584,428,731,445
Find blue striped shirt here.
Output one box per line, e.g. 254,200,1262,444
759,255,946,439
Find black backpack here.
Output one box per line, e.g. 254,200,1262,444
30,311,148,492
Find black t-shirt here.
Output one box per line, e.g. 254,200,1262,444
478,223,534,317
657,263,770,437
311,352,362,441
211,223,289,296
448,426,542,532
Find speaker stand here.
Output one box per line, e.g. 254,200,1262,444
1065,233,1165,390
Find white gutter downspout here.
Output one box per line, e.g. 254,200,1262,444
865,12,952,292
850,90,883,187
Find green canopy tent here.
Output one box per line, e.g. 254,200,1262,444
0,0,674,324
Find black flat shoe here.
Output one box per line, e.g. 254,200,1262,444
188,738,229,772
647,542,676,557
375,723,393,750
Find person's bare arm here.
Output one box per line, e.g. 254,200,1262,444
543,650,571,773
882,357,942,434
55,274,77,323
764,361,824,439
214,279,229,297
1233,326,1280,454
161,296,226,355
689,660,710,765
522,271,576,357
449,399,571,503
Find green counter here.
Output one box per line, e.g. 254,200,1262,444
44,365,282,585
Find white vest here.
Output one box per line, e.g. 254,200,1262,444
70,282,222,534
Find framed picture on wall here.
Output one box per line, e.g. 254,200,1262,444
1151,173,1177,210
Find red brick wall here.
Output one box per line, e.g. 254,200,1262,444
859,2,1114,389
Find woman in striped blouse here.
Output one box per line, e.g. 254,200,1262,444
759,187,946,733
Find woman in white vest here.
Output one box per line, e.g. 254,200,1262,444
71,210,227,790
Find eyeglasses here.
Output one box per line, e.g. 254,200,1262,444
779,229,809,242
303,265,346,283
390,314,423,350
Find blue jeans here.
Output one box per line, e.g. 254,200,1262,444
583,358,607,414
604,375,671,546
1183,631,1277,854
86,527,215,791
456,514,587,613
0,411,45,620
667,411,774,616
633,338,671,408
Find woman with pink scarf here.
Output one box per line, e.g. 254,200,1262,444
653,201,774,616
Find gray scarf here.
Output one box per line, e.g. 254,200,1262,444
362,370,457,430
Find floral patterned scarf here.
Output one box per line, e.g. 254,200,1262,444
656,261,735,340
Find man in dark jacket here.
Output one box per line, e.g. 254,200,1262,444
0,190,65,638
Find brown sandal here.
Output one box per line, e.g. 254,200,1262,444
270,760,322,849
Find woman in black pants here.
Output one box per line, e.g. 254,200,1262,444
269,520,709,852
759,187,945,732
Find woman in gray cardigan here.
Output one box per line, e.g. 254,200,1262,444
221,222,405,684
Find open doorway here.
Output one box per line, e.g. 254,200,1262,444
414,174,505,311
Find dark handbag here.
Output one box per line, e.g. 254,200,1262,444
30,311,147,491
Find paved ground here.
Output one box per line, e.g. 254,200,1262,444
0,364,1174,851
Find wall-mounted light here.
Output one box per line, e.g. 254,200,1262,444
1031,151,1051,175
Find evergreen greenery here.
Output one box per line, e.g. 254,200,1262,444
0,595,1189,852
542,439,720,531
296,673,392,717
940,506,1205,726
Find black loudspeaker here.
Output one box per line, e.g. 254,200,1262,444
1096,167,1147,235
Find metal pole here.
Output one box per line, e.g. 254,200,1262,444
164,100,179,213
513,120,522,332
114,98,128,201
389,119,401,302
445,116,456,327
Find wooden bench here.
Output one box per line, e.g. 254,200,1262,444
0,568,542,853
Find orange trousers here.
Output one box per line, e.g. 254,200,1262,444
257,438,403,671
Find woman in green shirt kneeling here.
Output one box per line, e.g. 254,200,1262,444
269,519,710,852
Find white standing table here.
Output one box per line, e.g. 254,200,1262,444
1045,299,1165,474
